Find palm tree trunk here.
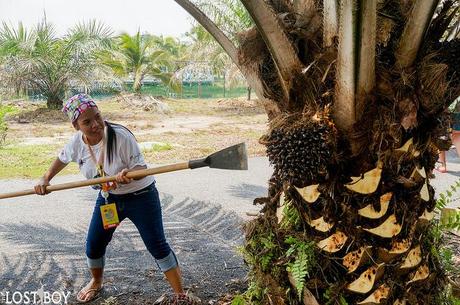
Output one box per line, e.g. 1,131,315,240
133,70,143,93
46,96,63,109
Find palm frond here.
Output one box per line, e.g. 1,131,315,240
396,0,439,68
241,0,303,104
356,0,377,119
334,0,357,131
323,0,339,47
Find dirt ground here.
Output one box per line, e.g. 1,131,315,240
4,96,267,144
1,96,268,178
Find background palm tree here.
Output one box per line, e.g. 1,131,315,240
175,0,460,304
184,0,253,93
0,20,113,109
99,30,176,93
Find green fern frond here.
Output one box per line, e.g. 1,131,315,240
436,179,460,211
287,251,309,300
281,200,301,229
284,236,316,300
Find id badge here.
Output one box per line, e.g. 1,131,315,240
100,203,120,230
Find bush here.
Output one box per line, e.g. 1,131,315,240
0,105,15,147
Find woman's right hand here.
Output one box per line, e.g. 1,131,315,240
34,176,50,195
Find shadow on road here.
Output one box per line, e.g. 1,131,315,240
226,183,267,200
0,193,248,304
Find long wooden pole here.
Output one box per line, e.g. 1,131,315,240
0,162,189,200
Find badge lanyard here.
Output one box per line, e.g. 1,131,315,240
85,128,119,230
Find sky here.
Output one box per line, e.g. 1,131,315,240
0,0,194,38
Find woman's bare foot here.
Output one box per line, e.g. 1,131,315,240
436,162,447,173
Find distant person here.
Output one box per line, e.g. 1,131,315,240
34,94,200,304
437,100,460,173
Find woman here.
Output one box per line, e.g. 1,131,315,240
34,94,199,304
437,99,460,173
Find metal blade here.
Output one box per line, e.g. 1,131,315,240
207,142,248,170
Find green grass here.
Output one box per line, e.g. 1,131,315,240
149,142,173,152
134,82,248,99
163,99,217,115
0,104,18,117
0,144,78,179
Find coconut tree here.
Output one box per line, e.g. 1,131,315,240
175,0,460,304
152,35,188,59
99,30,176,93
183,0,253,94
0,20,114,109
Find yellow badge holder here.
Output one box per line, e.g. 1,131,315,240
99,166,120,230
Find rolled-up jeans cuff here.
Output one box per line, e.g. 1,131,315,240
156,251,178,272
87,256,105,269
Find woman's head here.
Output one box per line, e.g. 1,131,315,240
63,94,105,138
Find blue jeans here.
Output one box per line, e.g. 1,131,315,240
85,183,178,272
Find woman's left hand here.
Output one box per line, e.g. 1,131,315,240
116,168,133,184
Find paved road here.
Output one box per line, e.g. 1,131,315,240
0,153,458,304
0,157,271,304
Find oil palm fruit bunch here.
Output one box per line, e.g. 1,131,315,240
261,111,337,187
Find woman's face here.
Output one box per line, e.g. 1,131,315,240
74,107,105,139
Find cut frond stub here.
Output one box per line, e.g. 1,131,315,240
358,192,392,219
295,184,321,203
357,284,390,305
407,264,430,285
399,245,422,270
410,167,426,182
317,231,348,253
277,192,286,224
347,264,385,294
378,239,411,262
420,180,430,202
395,138,420,157
345,165,383,194
363,214,402,238
308,216,335,232
343,246,372,273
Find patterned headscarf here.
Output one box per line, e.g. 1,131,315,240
62,93,98,122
